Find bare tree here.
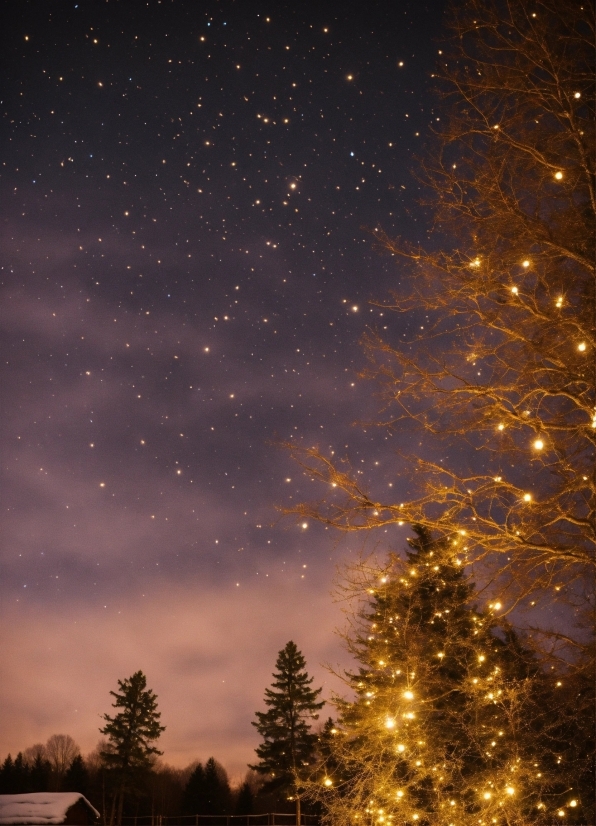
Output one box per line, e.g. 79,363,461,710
285,0,595,632
23,744,48,767
45,734,80,779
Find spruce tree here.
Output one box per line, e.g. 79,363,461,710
29,753,51,792
11,753,30,794
203,757,231,814
251,641,325,822
307,527,586,825
63,754,90,796
100,670,165,826
182,763,206,815
234,781,254,816
0,755,15,794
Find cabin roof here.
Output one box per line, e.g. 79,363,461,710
0,793,100,825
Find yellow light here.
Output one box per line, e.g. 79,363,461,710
397,744,405,752
555,171,563,179
484,792,491,800
404,690,414,700
385,718,396,729
569,800,577,807
578,342,586,351
574,92,581,98
494,602,501,610
522,260,530,267
533,439,544,450
478,655,486,662
523,493,532,502
511,286,518,294
323,778,333,787
396,791,404,798
506,787,515,796
556,296,563,307
557,811,565,817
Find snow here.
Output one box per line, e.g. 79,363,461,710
0,794,100,824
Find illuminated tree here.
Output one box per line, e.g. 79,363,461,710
100,670,165,826
251,641,325,823
305,528,591,825
286,0,594,647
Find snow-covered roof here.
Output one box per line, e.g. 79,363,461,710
0,794,100,825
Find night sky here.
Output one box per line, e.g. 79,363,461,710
1,0,446,778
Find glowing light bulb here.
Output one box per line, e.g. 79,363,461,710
478,655,486,662
385,718,396,729
497,423,505,430
506,787,515,796
397,744,405,752
574,92,581,98
493,602,501,610
555,171,563,180
556,296,563,307
403,691,414,700
578,342,586,351
511,286,518,294
569,800,577,807
523,493,532,502
396,791,404,798
484,792,492,800
557,811,565,817
522,260,530,267
533,439,544,450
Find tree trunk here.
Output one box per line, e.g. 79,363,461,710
295,795,301,826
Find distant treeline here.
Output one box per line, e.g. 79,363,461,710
0,736,289,820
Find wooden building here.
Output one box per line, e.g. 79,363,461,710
0,793,100,826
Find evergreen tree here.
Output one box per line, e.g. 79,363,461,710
203,757,231,814
12,753,30,794
234,781,254,816
251,641,325,823
182,763,206,815
63,754,90,796
0,755,14,794
100,670,165,826
306,528,587,826
29,753,51,792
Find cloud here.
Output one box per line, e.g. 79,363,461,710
0,576,348,781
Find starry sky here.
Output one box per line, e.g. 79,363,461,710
0,0,446,779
